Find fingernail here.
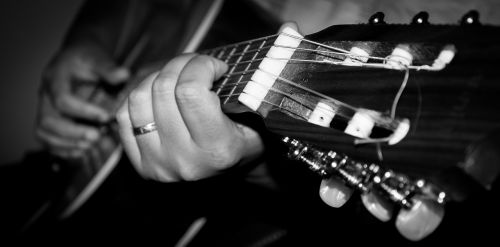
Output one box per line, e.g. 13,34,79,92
361,193,393,222
212,57,229,72
395,197,444,241
319,178,352,208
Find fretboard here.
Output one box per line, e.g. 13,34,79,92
200,34,279,104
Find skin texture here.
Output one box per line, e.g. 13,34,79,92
116,54,263,182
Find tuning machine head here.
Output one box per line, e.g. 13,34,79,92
369,12,386,25
461,10,481,25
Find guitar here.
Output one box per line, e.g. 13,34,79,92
42,9,499,242
194,13,499,240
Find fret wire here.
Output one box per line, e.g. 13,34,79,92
226,40,266,100
226,40,267,100
217,38,273,64
221,69,258,78
215,45,241,95
226,58,264,67
221,42,253,103
200,33,279,56
213,47,226,60
207,48,218,57
218,38,269,100
219,45,272,61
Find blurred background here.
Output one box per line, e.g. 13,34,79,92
0,0,83,165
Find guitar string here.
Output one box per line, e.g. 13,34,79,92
216,55,410,114
220,44,388,66
207,32,398,66
221,89,311,122
217,76,360,122
354,68,410,145
204,35,345,60
203,32,414,138
211,30,417,117
214,65,409,135
207,29,439,74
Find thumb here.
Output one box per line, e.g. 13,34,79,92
93,55,130,85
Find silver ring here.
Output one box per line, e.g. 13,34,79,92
132,122,157,136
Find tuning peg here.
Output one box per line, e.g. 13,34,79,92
319,178,353,208
395,195,445,241
460,10,481,25
369,12,386,25
361,192,394,222
412,11,429,25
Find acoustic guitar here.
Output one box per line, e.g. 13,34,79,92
41,10,500,242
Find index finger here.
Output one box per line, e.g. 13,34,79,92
174,55,229,148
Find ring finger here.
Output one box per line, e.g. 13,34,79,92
128,72,162,162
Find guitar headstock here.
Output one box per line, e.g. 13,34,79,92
219,13,500,241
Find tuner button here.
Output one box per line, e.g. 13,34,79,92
412,11,429,25
361,192,394,222
386,45,413,69
395,196,444,241
460,10,481,25
343,46,370,65
369,12,386,25
319,178,353,208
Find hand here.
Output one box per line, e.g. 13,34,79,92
116,54,264,182
36,44,130,159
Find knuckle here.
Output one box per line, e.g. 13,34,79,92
115,103,129,124
128,86,150,105
175,84,202,104
209,146,239,169
170,156,203,181
179,167,203,182
152,73,175,95
191,55,213,67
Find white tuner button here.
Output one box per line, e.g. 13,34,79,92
387,45,413,70
344,46,370,65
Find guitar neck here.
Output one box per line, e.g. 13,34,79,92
201,34,280,105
